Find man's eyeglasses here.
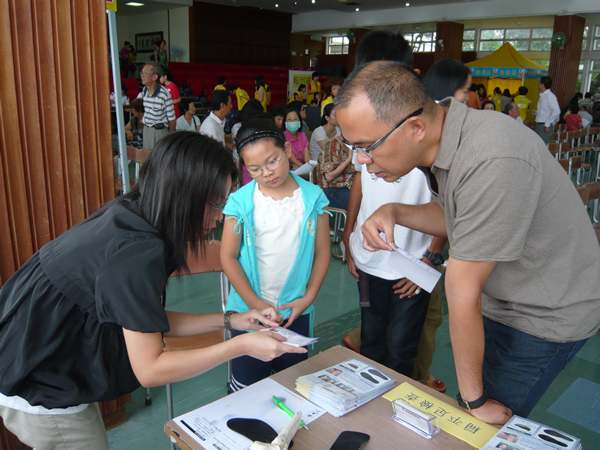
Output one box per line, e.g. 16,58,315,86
246,150,284,177
208,199,228,211
346,107,424,160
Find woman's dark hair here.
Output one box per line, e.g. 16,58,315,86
321,103,335,126
86,132,237,270
234,99,264,125
312,71,320,79
217,76,226,85
179,99,192,114
478,84,487,99
298,84,306,91
482,100,495,110
255,75,266,88
494,87,502,95
284,107,303,130
162,68,175,83
131,98,145,113
423,59,472,101
518,86,528,95
121,85,128,93
269,104,287,118
235,118,286,159
502,89,511,97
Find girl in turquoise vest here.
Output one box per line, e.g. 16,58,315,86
221,118,330,392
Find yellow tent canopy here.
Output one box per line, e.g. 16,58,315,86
466,43,548,119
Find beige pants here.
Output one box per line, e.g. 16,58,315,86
0,403,108,450
142,125,169,150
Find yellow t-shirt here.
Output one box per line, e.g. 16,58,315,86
265,83,271,107
215,84,226,91
514,95,531,120
255,86,268,112
492,95,503,112
307,80,321,105
321,96,334,115
288,90,303,103
235,88,249,110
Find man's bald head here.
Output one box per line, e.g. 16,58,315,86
336,61,436,125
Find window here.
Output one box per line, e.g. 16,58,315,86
577,60,585,91
479,27,552,52
462,30,475,51
326,37,349,55
594,26,600,51
531,59,549,68
404,32,436,52
582,26,589,51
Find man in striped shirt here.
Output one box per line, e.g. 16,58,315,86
138,63,176,150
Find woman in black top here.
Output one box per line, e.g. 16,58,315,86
0,132,302,448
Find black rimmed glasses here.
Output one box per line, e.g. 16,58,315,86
246,150,284,178
346,107,424,160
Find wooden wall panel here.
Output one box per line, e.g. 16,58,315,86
0,0,114,284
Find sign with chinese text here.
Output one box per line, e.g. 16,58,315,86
384,382,497,448
106,0,117,11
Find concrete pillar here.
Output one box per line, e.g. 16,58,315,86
434,21,465,62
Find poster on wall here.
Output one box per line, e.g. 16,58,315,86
288,70,313,102
135,31,163,53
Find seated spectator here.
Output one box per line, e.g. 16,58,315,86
160,68,181,118
316,136,355,210
568,92,583,114
283,107,308,170
287,101,309,133
593,101,600,123
199,90,232,148
579,92,593,109
288,85,306,103
321,76,344,115
269,104,287,129
505,102,524,124
175,100,200,132
231,99,264,140
578,104,593,128
565,108,583,131
309,104,340,162
124,98,144,148
110,86,129,107
482,101,495,111
466,83,481,109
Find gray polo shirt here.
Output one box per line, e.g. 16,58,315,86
428,98,600,342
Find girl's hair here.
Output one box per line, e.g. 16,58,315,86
86,132,238,270
234,99,264,125
494,87,502,95
326,76,344,91
269,103,287,118
297,84,306,91
131,98,145,113
255,75,266,88
478,84,487,98
179,99,192,114
284,107,304,130
321,103,335,126
502,89,511,97
235,118,286,157
217,75,226,85
423,59,471,101
162,68,175,83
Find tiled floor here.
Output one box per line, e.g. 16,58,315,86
107,256,600,449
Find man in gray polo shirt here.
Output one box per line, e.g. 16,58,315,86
335,61,600,425
138,63,176,149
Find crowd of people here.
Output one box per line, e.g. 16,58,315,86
2,28,599,449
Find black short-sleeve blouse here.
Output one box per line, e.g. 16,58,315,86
0,201,179,409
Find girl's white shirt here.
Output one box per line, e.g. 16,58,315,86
253,183,304,308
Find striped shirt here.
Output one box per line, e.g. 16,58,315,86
139,85,175,127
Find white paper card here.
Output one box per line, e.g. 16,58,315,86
382,247,442,293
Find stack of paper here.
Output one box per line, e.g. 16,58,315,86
481,416,581,450
295,358,394,417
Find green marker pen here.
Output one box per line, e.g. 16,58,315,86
272,395,309,431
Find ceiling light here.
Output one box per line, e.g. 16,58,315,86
405,2,410,5
275,3,278,6
356,7,360,11
125,2,144,5
312,0,315,3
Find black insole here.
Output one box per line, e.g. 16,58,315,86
330,431,370,450
544,429,574,442
226,418,294,448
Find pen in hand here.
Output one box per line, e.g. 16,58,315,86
272,395,309,431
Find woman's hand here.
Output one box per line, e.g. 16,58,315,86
235,330,307,361
229,309,282,331
279,297,313,328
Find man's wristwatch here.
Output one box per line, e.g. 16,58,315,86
456,391,488,411
224,310,238,332
423,250,444,266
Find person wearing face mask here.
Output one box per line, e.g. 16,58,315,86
283,108,309,170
